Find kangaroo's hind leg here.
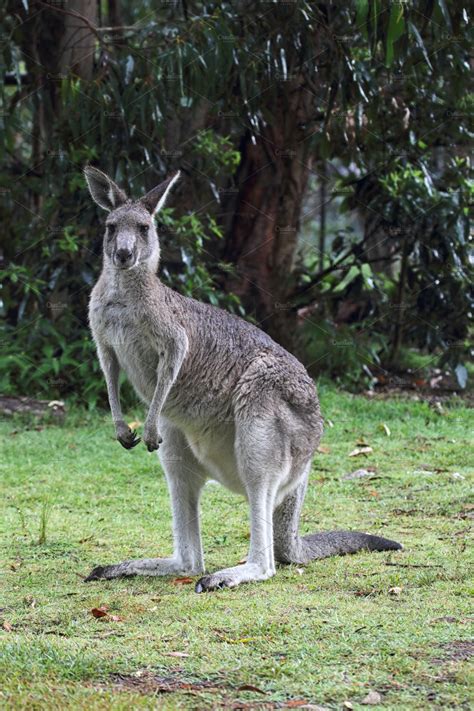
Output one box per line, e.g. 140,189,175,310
273,460,402,565
85,419,207,581
195,413,290,592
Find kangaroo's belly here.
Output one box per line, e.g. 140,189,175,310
183,422,245,495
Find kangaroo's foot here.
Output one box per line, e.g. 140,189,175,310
195,563,274,593
84,557,203,582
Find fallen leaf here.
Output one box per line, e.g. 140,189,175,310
237,684,266,694
295,568,305,576
380,423,391,436
163,651,190,657
285,701,313,708
108,615,123,622
369,490,379,497
128,420,142,429
451,472,464,480
343,469,372,480
361,690,382,705
171,577,194,585
349,446,373,457
343,703,354,710
2,621,13,632
317,445,330,454
430,616,461,624
90,606,109,618
388,586,402,596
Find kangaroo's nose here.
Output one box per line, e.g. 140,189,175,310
116,248,133,264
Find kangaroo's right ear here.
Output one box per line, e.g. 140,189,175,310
84,166,127,211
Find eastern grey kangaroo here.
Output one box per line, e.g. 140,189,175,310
84,167,401,592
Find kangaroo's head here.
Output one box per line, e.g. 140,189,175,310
84,167,180,272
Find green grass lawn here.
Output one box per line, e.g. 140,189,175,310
1,386,472,710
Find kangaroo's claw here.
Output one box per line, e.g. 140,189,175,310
117,428,141,450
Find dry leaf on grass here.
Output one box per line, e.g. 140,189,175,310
317,445,331,454
237,684,266,694
388,586,403,596
343,469,372,480
349,446,373,457
90,606,122,621
361,690,382,705
171,577,194,585
2,621,13,632
128,421,142,429
163,651,190,658
380,423,391,436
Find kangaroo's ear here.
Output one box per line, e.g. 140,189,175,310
139,171,181,215
84,166,128,211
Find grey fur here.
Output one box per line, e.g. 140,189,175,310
84,167,402,591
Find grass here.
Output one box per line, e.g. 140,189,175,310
0,386,472,710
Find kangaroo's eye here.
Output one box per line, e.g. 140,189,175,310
107,223,116,236
139,224,149,237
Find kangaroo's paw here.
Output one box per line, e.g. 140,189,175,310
116,423,141,450
195,563,273,593
84,557,202,582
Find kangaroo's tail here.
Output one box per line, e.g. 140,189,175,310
273,484,402,564
284,530,402,563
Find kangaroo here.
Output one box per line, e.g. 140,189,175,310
83,166,401,592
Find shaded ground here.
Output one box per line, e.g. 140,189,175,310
0,387,472,709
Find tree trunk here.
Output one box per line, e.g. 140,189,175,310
14,0,98,149
389,232,410,364
223,80,313,352
58,0,98,81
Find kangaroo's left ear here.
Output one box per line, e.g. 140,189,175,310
140,171,181,215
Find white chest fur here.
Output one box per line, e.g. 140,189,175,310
90,295,159,403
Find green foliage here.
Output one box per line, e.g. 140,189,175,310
0,1,472,399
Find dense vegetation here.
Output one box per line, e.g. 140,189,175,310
1,1,472,405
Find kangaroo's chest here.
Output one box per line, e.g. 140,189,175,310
90,296,159,402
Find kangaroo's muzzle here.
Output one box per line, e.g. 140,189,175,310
114,247,136,269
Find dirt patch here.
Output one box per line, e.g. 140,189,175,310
93,670,316,708
109,670,227,695
432,640,474,665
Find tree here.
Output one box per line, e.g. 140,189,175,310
1,1,471,403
